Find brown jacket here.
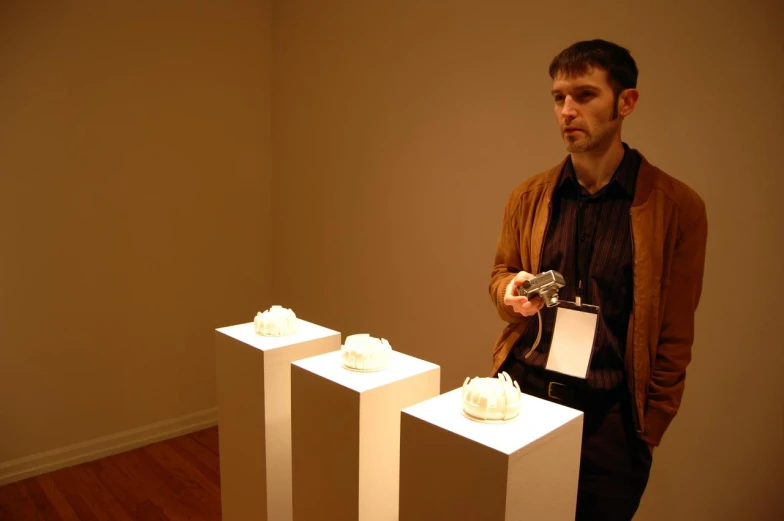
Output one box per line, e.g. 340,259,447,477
489,150,708,447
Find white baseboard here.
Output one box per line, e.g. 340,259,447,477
0,407,218,486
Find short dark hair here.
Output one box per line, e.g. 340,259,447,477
549,39,638,96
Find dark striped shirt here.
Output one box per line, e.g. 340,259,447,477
513,144,639,389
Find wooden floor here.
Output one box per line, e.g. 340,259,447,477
0,427,221,521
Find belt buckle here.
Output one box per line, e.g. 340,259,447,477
547,381,566,400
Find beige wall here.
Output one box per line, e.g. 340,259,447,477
0,0,271,466
272,1,783,520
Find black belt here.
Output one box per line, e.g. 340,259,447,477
503,363,623,411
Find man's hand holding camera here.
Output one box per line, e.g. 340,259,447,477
503,272,545,317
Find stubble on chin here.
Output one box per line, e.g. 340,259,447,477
563,134,594,153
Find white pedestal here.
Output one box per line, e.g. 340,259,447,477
291,350,440,521
399,388,584,521
215,319,341,521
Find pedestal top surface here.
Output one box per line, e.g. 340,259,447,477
215,319,340,352
292,350,439,393
402,388,583,456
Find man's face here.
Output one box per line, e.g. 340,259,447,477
551,67,621,154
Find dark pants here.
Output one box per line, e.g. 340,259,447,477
501,360,652,521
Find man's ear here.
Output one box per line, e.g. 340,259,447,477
618,88,639,117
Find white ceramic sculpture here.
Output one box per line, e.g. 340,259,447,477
461,371,522,422
253,305,297,336
340,333,392,372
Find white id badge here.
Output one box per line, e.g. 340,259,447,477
545,302,599,379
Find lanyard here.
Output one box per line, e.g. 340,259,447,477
574,197,603,306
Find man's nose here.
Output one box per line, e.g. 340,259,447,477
561,96,578,119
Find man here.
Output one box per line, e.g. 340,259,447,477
489,39,707,521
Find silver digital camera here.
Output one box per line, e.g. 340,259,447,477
515,270,566,307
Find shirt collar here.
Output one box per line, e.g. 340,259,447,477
557,142,637,198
